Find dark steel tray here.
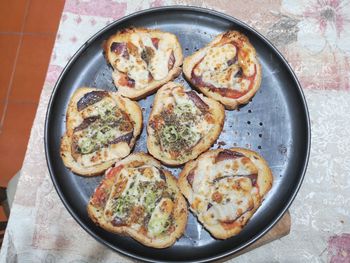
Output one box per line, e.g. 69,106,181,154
45,6,310,263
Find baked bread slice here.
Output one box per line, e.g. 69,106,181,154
147,82,225,166
87,153,188,248
104,27,183,100
178,148,273,239
183,31,262,110
60,87,142,176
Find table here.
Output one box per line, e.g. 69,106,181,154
1,0,349,262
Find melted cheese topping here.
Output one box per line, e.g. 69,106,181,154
157,87,213,153
104,166,162,220
102,165,175,236
116,55,149,87
148,198,173,237
190,153,259,225
79,143,130,167
194,42,257,93
72,96,133,167
195,44,237,75
112,32,176,89
171,87,213,138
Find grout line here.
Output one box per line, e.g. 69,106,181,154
0,99,39,105
0,0,31,133
0,32,55,36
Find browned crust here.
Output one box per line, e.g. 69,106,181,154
178,147,273,239
104,27,183,100
87,153,188,248
183,30,262,110
60,87,143,176
146,82,225,166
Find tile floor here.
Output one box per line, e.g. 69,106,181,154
0,0,65,219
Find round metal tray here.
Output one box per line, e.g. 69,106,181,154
45,6,310,262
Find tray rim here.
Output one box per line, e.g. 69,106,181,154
44,5,311,262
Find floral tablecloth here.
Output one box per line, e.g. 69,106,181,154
1,0,350,262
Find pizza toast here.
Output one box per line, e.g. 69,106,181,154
104,28,183,100
60,87,142,176
87,153,188,248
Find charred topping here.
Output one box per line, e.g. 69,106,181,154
77,90,108,111
148,72,153,82
187,169,195,187
111,216,127,226
213,173,258,187
109,131,133,145
234,67,243,78
168,50,175,71
157,168,167,182
143,213,151,226
185,91,209,113
213,175,231,183
141,46,155,65
227,54,238,66
110,42,129,59
74,116,99,132
215,149,245,163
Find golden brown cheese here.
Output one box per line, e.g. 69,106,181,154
178,148,273,239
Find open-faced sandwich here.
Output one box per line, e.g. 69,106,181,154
147,82,225,166
60,87,142,176
87,153,188,248
178,148,273,239
183,31,262,110
104,27,183,100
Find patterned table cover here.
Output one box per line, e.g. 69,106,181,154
1,0,349,262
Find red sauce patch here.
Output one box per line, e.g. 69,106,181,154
106,165,124,180
151,37,159,49
91,183,109,207
118,73,135,88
